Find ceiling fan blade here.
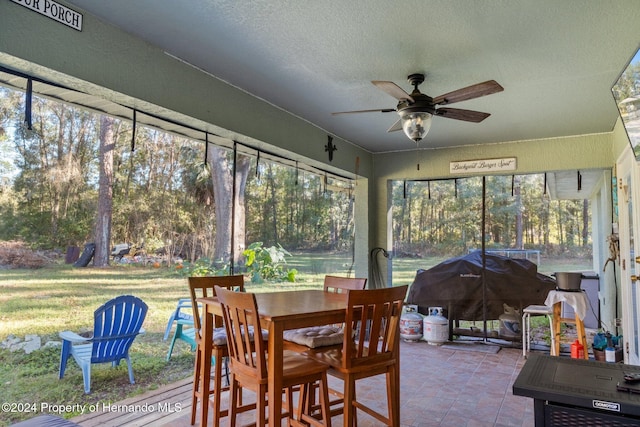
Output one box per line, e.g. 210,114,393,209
436,107,491,123
387,119,403,132
332,108,396,115
372,80,415,102
433,80,504,105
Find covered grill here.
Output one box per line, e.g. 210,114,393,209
406,250,556,337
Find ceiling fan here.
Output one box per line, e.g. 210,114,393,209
332,73,504,143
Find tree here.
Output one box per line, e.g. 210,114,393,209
1,82,358,264
391,174,591,258
94,115,116,266
514,176,523,249
0,88,20,184
7,94,98,247
208,146,251,269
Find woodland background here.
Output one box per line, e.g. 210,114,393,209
0,84,592,272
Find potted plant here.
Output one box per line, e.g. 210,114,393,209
592,331,623,362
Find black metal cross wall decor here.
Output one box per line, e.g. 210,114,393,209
325,136,337,162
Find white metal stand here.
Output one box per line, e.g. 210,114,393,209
522,304,556,358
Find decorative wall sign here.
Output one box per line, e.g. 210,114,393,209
450,157,517,174
11,0,83,31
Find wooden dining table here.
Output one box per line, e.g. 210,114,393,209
198,288,401,426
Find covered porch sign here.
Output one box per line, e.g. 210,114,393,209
10,0,82,31
450,157,517,175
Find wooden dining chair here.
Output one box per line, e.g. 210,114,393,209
188,275,244,427
305,285,408,427
214,286,333,427
323,275,367,293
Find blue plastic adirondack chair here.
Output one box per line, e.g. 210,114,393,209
58,295,148,393
163,298,197,360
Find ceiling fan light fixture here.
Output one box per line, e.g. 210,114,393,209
333,74,502,144
401,111,432,142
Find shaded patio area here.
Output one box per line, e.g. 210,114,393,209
70,340,535,427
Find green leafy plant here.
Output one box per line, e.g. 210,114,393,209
178,257,230,277
242,242,297,283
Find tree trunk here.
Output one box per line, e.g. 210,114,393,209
234,156,251,266
582,199,589,246
268,164,279,244
94,115,115,267
557,203,565,251
515,176,524,249
209,147,251,269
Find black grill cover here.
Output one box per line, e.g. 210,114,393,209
406,250,556,320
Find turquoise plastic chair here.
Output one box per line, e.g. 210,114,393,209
58,295,148,393
164,298,197,360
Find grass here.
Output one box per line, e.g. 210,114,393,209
0,265,191,425
0,256,345,425
0,251,590,425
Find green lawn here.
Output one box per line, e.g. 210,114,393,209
0,257,339,425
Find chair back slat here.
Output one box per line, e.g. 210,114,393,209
188,275,245,341
214,287,268,382
323,275,367,293
342,285,407,368
91,295,147,363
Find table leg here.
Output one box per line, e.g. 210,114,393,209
547,314,556,356
552,302,561,357
575,316,589,360
200,312,213,427
393,333,401,426
522,312,528,358
268,322,284,427
533,399,546,427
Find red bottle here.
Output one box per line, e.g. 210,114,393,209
571,339,584,359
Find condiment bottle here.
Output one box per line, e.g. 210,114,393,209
605,332,616,363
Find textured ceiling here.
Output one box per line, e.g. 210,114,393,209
49,1,640,153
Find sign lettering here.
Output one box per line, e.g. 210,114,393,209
450,157,517,175
592,400,620,412
11,0,83,31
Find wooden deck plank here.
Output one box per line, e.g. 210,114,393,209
96,390,192,427
71,378,193,427
73,389,192,426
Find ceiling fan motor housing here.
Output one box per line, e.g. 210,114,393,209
397,74,436,115
331,72,502,143
397,93,437,115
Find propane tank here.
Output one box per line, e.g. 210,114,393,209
571,339,584,359
423,307,449,345
400,305,424,342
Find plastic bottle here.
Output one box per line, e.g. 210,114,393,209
605,332,616,363
570,339,584,359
